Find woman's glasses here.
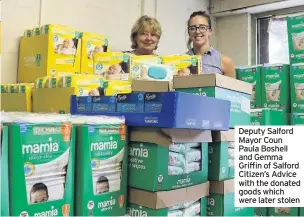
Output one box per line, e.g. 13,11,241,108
188,25,209,33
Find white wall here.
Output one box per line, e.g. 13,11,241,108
1,0,208,83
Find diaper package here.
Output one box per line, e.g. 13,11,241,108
209,130,235,181
268,207,299,216
35,77,49,88
104,80,132,96
3,112,75,216
236,65,262,109
94,52,130,80
261,64,290,112
129,128,209,191
254,207,268,216
162,55,202,76
290,63,304,113
1,124,9,216
251,108,287,126
129,55,162,80
24,29,32,38
287,15,304,64
1,84,8,93
72,115,127,216
45,76,60,88
81,32,110,74
18,24,82,83
135,63,176,82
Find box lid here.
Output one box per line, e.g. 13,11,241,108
132,80,172,92
209,179,234,194
129,127,212,146
129,182,209,209
212,129,235,142
173,74,252,94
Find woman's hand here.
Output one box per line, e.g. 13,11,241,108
222,55,236,78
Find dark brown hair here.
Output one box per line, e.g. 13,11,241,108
186,11,212,50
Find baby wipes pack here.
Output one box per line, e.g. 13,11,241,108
129,55,162,80
268,207,298,216
209,130,235,181
94,52,130,80
208,179,254,216
18,24,82,83
128,182,209,216
161,55,202,76
174,74,251,128
1,125,9,216
136,63,176,82
73,115,127,216
81,32,109,74
6,113,75,216
236,65,262,109
287,15,304,64
251,109,287,126
290,63,304,113
128,127,210,191
261,64,290,112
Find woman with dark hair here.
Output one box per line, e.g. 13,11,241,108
186,11,236,78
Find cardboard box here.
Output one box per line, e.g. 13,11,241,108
128,127,210,191
290,63,304,113
209,130,235,181
18,31,82,83
128,182,209,216
1,93,32,112
131,80,171,92
268,207,298,216
208,179,254,216
1,125,9,216
291,113,304,125
251,109,287,126
254,207,268,216
287,15,304,64
236,65,262,109
261,64,290,112
75,123,128,216
71,92,231,130
173,74,251,128
8,123,75,216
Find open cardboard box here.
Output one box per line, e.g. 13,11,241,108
132,80,172,92
173,73,252,128
128,127,211,191
209,130,235,181
1,93,32,112
128,182,209,216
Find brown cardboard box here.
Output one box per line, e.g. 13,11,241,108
209,179,234,194
0,93,32,112
132,80,172,92
32,87,75,113
129,182,209,209
212,129,235,142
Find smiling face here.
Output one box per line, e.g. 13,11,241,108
188,15,212,48
30,189,48,203
135,25,159,55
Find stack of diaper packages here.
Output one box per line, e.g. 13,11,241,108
3,112,75,216
72,115,128,216
261,64,290,113
0,122,9,216
127,127,211,216
18,24,82,83
173,73,252,129
251,109,287,126
208,179,254,216
1,83,34,112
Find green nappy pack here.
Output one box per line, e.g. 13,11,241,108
254,207,268,216
208,130,235,181
268,207,299,216
207,179,254,216
1,125,9,216
250,108,287,126
128,127,210,191
173,74,252,128
127,182,209,216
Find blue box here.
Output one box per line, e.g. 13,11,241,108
92,96,116,112
70,92,231,130
144,92,164,113
77,96,92,112
116,92,145,113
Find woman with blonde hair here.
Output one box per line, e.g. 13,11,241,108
126,15,162,55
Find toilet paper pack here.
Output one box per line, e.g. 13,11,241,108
261,64,290,112
128,127,210,191
290,63,304,113
5,113,75,216
287,15,304,64
236,65,262,109
73,115,127,216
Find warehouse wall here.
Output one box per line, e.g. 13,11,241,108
1,0,208,83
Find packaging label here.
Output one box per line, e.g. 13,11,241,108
287,15,304,64
290,64,304,113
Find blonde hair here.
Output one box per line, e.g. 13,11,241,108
130,15,162,50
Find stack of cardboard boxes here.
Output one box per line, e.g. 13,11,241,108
172,74,254,216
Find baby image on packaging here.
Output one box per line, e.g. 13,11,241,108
292,33,304,51
95,176,110,194
54,38,78,55
87,45,107,60
29,183,49,204
265,81,281,102
275,207,290,215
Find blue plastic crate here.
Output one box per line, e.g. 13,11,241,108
70,92,231,130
